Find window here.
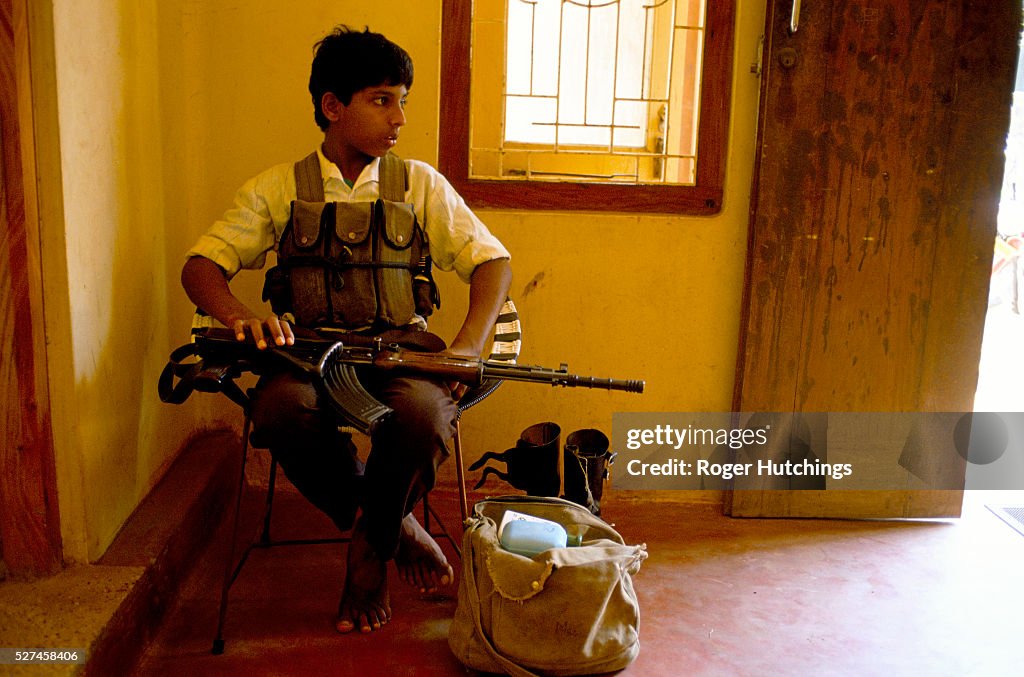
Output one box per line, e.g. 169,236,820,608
440,0,736,213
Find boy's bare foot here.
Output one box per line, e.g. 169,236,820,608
336,527,390,634
395,513,453,593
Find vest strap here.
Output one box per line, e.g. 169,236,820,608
293,151,406,201
378,153,407,201
294,152,324,202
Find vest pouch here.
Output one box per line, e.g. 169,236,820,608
283,200,332,326
413,255,440,317
290,200,328,249
262,264,291,317
278,152,424,331
375,200,419,326
330,202,376,327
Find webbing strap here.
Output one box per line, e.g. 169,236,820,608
294,152,324,202
294,152,405,201
378,153,407,201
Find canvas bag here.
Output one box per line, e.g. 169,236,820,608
448,496,648,676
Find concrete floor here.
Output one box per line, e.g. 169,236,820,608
0,564,143,676
132,482,1024,677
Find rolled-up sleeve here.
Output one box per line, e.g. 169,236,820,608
186,167,289,278
413,161,510,283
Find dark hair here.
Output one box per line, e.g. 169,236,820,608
308,26,414,130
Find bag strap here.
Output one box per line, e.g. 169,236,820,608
294,151,324,202
461,521,539,677
378,152,407,202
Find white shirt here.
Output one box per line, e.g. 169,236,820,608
187,148,510,283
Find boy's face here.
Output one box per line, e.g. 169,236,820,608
325,83,408,159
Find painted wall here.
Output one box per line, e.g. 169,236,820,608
41,0,765,561
44,0,196,562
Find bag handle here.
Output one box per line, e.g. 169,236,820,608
461,520,539,677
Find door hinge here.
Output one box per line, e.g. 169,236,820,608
751,34,765,76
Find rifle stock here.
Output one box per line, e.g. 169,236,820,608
160,327,644,434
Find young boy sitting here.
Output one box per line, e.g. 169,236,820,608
180,25,512,634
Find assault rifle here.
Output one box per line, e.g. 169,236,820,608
159,327,644,434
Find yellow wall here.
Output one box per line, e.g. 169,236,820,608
39,0,207,562
38,0,765,561
37,0,164,562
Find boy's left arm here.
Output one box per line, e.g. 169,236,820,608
447,258,512,358
412,162,511,364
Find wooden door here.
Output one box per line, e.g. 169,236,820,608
731,0,1020,517
1,0,62,575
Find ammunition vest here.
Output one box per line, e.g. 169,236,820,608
263,152,439,329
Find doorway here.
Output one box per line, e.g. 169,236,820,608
970,10,1024,532
977,12,1024,414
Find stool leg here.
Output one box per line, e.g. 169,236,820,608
212,412,252,655
260,459,278,545
454,419,468,523
423,494,461,559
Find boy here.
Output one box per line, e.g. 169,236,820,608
181,26,512,634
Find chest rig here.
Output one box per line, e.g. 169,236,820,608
263,152,439,329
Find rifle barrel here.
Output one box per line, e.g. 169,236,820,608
480,361,644,393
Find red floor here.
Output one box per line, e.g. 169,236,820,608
133,485,1024,676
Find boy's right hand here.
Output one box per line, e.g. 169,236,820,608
229,313,295,350
181,257,295,350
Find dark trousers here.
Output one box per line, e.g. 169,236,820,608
249,366,458,560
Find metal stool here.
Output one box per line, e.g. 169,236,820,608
161,300,522,655
209,392,462,655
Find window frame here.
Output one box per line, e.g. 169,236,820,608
439,0,736,214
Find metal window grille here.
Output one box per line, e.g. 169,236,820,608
469,0,707,185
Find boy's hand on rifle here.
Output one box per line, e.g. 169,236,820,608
439,343,477,401
448,380,470,401
181,257,296,350
228,313,295,350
